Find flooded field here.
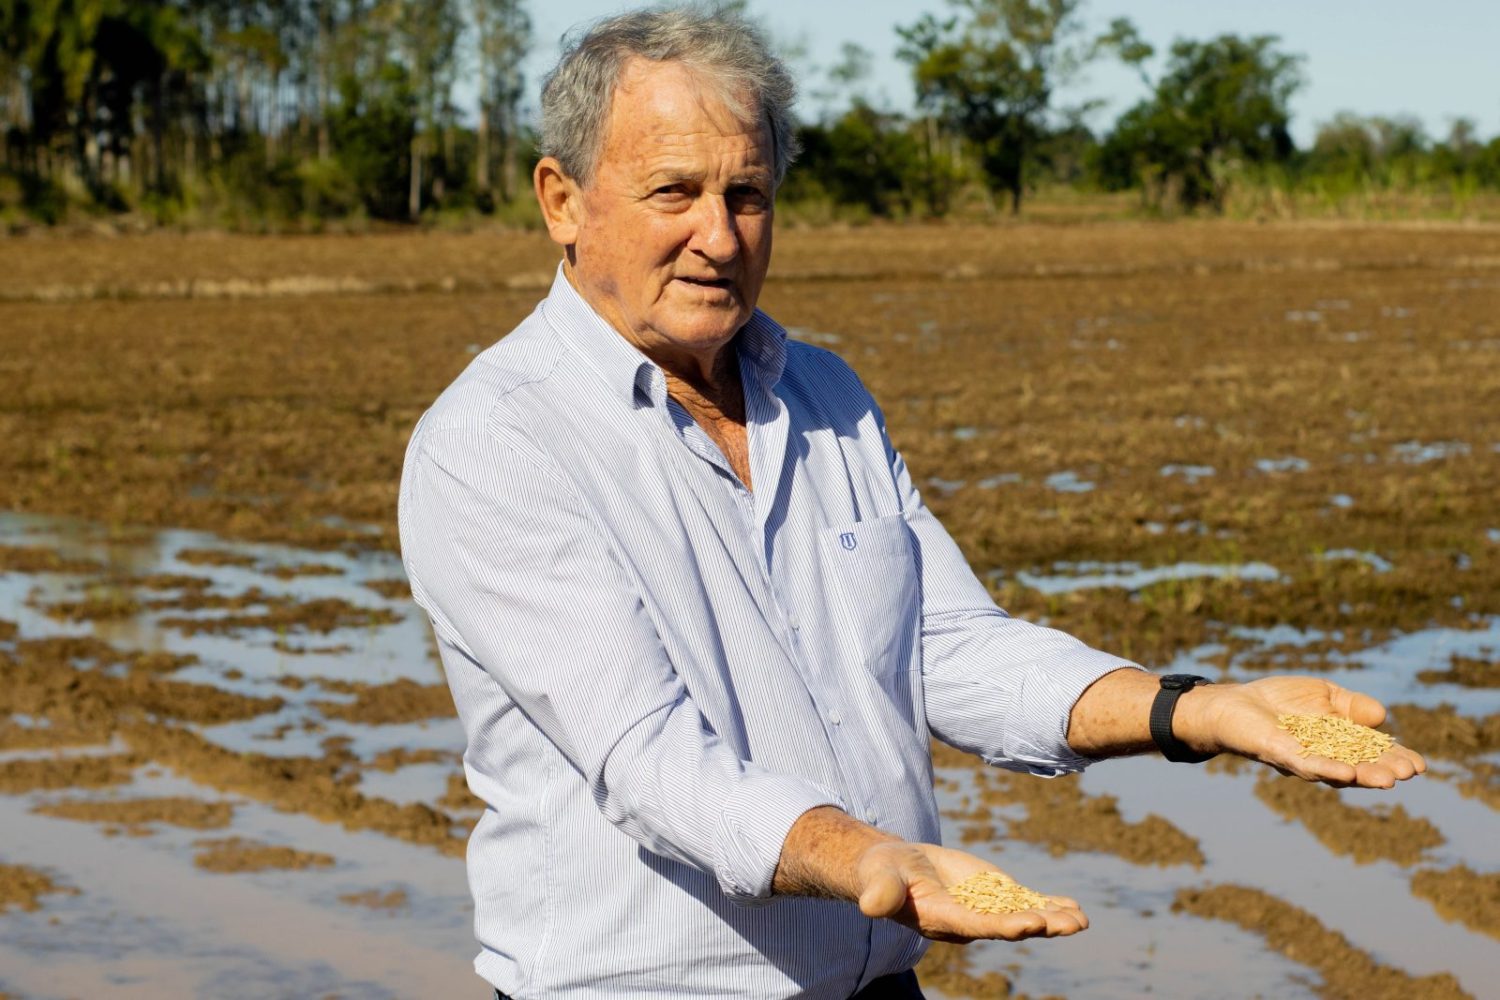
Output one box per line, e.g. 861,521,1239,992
1,222,1498,998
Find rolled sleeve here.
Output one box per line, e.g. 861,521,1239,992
399,423,841,901
716,775,848,903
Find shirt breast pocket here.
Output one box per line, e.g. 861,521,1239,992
819,513,920,676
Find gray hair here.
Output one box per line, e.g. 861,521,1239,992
539,5,800,189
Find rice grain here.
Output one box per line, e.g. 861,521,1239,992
1278,714,1394,765
947,871,1049,914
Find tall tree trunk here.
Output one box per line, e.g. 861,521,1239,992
267,70,280,165
475,99,491,195
316,9,331,160
1009,135,1026,215
500,117,517,203
151,74,166,193
408,130,422,221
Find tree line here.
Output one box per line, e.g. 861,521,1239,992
2,0,1498,228
1,0,529,225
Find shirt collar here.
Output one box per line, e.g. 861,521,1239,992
541,263,788,408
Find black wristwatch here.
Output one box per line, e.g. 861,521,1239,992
1150,674,1218,763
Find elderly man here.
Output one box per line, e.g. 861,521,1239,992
398,7,1423,998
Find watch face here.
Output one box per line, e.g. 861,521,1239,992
1161,673,1207,690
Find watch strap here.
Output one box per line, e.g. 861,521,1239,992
1150,674,1218,763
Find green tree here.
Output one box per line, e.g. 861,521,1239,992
384,0,460,221
786,101,923,216
329,57,415,219
1100,34,1301,211
896,0,1100,214
1306,112,1429,188
470,0,529,206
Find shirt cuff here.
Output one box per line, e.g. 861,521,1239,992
995,652,1144,776
713,773,846,905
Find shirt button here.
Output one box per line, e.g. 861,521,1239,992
788,615,801,630
828,710,842,726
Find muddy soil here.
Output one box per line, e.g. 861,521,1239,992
1411,866,1500,941
1173,884,1472,999
934,743,1203,867
916,942,1026,999
366,747,455,772
0,755,137,793
3,224,1498,997
363,578,412,600
2,638,283,733
0,862,72,913
174,548,259,568
0,545,102,574
121,724,467,857
1253,774,1444,865
338,888,409,911
3,226,1496,669
33,795,234,832
1388,705,1500,759
313,678,456,725
1418,654,1499,688
192,837,335,873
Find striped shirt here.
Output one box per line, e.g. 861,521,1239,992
398,267,1137,998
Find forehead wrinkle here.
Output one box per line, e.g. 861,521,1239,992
629,132,771,183
595,58,770,171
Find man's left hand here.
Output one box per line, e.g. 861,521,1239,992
1175,676,1426,788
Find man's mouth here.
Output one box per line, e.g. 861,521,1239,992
675,276,734,289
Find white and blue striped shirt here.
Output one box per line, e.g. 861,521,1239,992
398,268,1137,998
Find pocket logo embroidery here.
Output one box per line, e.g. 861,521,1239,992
839,532,858,551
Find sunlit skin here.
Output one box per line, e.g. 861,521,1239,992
534,59,773,488
1070,669,1427,789
532,56,1426,948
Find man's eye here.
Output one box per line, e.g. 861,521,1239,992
729,187,769,211
652,185,688,199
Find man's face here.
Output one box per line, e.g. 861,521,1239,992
564,59,775,367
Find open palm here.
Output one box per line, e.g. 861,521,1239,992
855,840,1088,943
1195,676,1425,787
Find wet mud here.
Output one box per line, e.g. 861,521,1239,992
1,638,282,734
1418,653,1499,688
312,679,456,725
1173,884,1472,999
338,888,409,911
366,747,455,772
0,755,137,793
916,942,1026,999
3,224,1498,996
192,837,335,873
362,577,412,600
1388,705,1500,760
1411,866,1500,941
120,724,467,857
935,743,1204,867
0,861,73,913
1253,774,1444,865
0,545,102,575
33,795,234,833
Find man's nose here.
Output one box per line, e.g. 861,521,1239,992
687,194,738,263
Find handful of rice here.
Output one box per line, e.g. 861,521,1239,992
1278,714,1394,765
948,871,1049,914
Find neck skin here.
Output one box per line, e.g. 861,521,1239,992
563,257,744,411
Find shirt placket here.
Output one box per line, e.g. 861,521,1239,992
742,367,882,829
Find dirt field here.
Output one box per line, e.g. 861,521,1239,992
0,222,1497,998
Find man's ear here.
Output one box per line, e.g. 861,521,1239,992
534,156,583,247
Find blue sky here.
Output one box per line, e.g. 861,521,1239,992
514,0,1500,147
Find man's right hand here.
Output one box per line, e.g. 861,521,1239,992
855,840,1088,943
773,806,1087,942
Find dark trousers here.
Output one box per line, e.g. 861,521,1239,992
494,970,924,999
